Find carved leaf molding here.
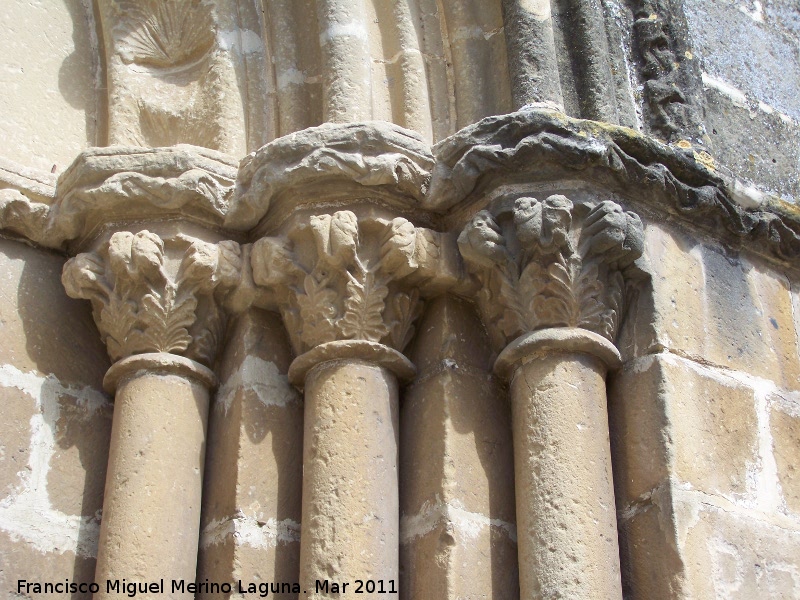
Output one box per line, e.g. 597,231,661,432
458,195,644,349
251,211,426,355
62,231,241,365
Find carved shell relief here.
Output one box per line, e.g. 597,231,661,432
112,0,216,70
252,211,425,356
458,195,644,350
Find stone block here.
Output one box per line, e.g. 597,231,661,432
400,518,518,600
0,530,97,600
0,0,98,172
610,353,758,506
680,499,800,598
405,295,495,376
619,485,800,599
401,369,515,521
770,394,800,516
617,490,687,600
640,223,800,390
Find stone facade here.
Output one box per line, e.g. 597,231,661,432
1,1,799,599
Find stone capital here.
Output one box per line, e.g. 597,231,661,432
251,210,446,363
458,194,644,356
62,230,241,369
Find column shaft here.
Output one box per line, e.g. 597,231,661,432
510,351,622,600
316,0,373,122
299,360,399,599
95,369,210,599
502,0,564,109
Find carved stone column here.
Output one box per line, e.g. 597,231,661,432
251,210,441,599
62,230,239,598
459,195,644,600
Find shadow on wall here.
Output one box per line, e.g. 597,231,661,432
58,0,103,150
9,238,112,599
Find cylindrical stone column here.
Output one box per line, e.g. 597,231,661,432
62,229,240,598
496,329,623,600
289,341,414,600
501,0,564,110
458,196,644,600
95,354,217,599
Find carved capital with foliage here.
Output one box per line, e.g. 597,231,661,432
251,210,441,356
62,230,241,367
458,195,644,351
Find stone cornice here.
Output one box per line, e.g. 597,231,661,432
0,145,237,252
458,194,645,352
1,112,798,263
62,230,241,367
429,110,800,260
226,122,435,232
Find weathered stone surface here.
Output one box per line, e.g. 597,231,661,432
251,210,430,357
97,0,254,156
681,499,800,599
458,194,644,350
430,110,800,259
401,520,519,600
610,353,759,506
0,146,238,252
618,483,800,600
228,122,434,232
401,296,515,531
703,86,800,205
2,3,800,598
94,371,209,600
300,360,399,600
0,530,99,600
63,230,241,367
0,238,109,388
510,350,623,599
642,223,800,390
0,238,111,590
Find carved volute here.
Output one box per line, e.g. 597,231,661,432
458,195,645,352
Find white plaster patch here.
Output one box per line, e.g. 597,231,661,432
319,22,369,45
624,353,658,375
702,72,748,106
217,29,264,55
730,179,766,209
0,364,109,556
738,1,765,23
216,355,299,413
276,67,307,90
709,537,746,596
518,0,551,20
201,512,300,549
400,496,517,544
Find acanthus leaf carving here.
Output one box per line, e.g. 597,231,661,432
251,210,430,356
458,195,644,350
62,230,241,366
